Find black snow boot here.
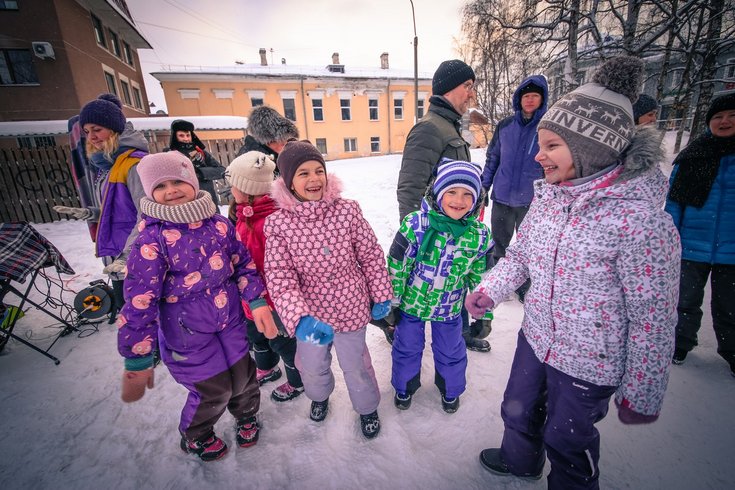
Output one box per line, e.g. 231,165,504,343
310,398,329,422
360,410,381,439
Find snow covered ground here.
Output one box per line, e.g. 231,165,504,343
1,139,733,490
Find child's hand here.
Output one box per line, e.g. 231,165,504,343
615,398,659,425
121,368,154,403
371,300,392,320
252,305,278,339
465,292,494,318
295,316,334,346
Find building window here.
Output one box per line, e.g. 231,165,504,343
91,14,106,47
724,58,735,79
312,98,324,121
120,80,132,105
315,138,327,154
132,86,143,109
394,98,404,120
123,41,134,67
370,137,380,153
17,136,56,149
0,49,39,85
344,138,357,152
0,1,19,10
104,71,117,95
417,99,425,119
369,99,379,120
340,98,351,121
282,98,296,121
251,97,263,107
108,30,121,57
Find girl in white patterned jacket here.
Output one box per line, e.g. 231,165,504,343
465,57,680,489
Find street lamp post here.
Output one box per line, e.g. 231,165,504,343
409,0,418,123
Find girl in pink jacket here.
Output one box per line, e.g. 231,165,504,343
263,141,393,439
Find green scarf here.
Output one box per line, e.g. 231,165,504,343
418,210,471,261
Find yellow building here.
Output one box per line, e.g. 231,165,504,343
152,52,436,160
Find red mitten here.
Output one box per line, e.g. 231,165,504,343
615,398,658,425
121,368,155,403
465,292,495,319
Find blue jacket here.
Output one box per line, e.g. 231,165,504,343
482,75,548,207
665,152,735,265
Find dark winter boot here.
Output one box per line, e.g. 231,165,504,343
470,318,493,339
180,433,228,462
672,348,688,365
394,392,412,410
257,366,282,385
360,410,381,439
464,335,491,353
270,382,304,402
235,416,260,447
310,398,329,422
479,448,543,480
441,395,460,413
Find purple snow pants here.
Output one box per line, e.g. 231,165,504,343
295,327,380,415
158,292,259,442
391,311,467,399
499,330,616,490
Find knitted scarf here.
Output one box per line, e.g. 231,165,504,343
140,191,217,223
417,210,471,261
668,132,735,208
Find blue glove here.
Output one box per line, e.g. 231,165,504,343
371,300,391,320
295,316,334,345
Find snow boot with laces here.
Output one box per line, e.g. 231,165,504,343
235,416,260,447
271,382,304,402
180,433,228,461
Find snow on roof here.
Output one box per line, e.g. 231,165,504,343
152,63,434,81
0,116,249,137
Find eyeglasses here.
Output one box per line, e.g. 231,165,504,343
462,81,475,91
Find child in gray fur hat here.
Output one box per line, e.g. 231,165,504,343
465,56,681,488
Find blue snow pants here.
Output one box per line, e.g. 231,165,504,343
391,311,467,399
500,330,616,490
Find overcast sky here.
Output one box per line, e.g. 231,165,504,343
126,0,467,112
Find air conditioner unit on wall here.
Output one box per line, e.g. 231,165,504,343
32,42,55,60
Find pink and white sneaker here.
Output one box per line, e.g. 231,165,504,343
270,382,305,402
256,366,282,386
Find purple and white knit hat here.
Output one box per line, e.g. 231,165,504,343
433,159,482,208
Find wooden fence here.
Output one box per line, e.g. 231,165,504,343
0,138,245,224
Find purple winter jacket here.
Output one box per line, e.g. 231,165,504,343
118,213,265,361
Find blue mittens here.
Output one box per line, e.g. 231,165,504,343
371,300,392,320
295,316,335,345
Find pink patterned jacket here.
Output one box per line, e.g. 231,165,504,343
263,174,393,336
475,142,680,416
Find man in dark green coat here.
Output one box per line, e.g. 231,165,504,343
397,59,475,221
394,59,492,353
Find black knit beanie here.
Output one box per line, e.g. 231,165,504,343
706,93,735,126
432,59,475,95
519,83,544,98
276,140,326,190
632,94,658,123
79,93,126,133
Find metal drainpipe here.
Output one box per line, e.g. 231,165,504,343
387,78,391,154
300,76,309,141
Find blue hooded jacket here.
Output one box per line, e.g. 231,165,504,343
481,75,548,207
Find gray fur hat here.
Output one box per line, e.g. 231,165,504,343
538,56,644,179
247,106,299,145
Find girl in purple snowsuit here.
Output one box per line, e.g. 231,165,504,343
117,152,277,462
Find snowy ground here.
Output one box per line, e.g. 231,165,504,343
1,139,734,490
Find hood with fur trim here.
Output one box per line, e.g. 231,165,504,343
269,173,344,214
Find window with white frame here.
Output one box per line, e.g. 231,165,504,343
394,99,404,120
283,98,296,120
315,138,327,154
417,97,426,119
91,14,106,47
119,79,132,105
251,97,263,107
108,30,121,57
312,98,324,121
131,84,143,109
369,98,379,120
344,138,357,152
103,70,117,95
123,41,134,67
340,98,351,121
725,59,735,79
247,90,265,108
0,49,39,85
667,69,683,90
370,137,380,153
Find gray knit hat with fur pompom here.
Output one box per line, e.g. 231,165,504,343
538,56,643,179
247,106,299,145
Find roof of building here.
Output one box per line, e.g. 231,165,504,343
0,116,249,137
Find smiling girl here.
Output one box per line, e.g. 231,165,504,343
465,57,680,489
263,141,393,439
